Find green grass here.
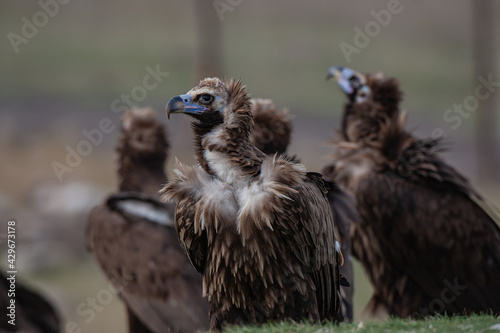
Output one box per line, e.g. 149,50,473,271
224,315,500,333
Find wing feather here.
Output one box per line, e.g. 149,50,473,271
267,164,340,319
353,139,500,315
174,195,208,273
87,195,209,332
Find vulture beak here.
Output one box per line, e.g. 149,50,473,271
165,94,208,119
326,66,358,95
326,66,344,81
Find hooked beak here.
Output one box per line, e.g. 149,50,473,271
165,94,208,119
326,66,356,95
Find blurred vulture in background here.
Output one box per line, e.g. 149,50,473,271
86,108,209,333
323,66,500,318
0,271,60,333
250,97,355,322
161,78,344,330
249,98,292,156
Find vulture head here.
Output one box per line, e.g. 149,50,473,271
326,66,402,109
119,108,169,159
250,98,292,155
166,77,252,133
326,66,405,147
118,108,169,194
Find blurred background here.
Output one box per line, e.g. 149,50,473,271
1,1,499,331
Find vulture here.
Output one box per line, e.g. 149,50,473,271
161,78,343,330
249,98,292,156
250,98,355,322
0,271,60,333
323,66,500,318
86,108,209,333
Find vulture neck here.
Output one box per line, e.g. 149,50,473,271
192,120,221,177
342,101,401,142
341,101,417,163
193,109,265,186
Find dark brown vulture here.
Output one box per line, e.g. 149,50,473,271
0,271,60,333
323,66,500,318
86,108,209,333
249,98,292,155
249,97,355,322
161,78,343,330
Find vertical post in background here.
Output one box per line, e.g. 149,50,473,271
194,0,224,82
472,0,499,184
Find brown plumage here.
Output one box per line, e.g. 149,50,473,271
117,109,169,195
321,177,357,322
0,271,60,333
86,108,208,333
161,78,343,330
324,66,500,318
249,98,292,155
249,97,354,322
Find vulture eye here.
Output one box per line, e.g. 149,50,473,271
349,76,361,88
199,94,214,104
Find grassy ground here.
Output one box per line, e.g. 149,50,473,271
224,315,500,333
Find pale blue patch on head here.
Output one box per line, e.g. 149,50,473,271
338,67,357,94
